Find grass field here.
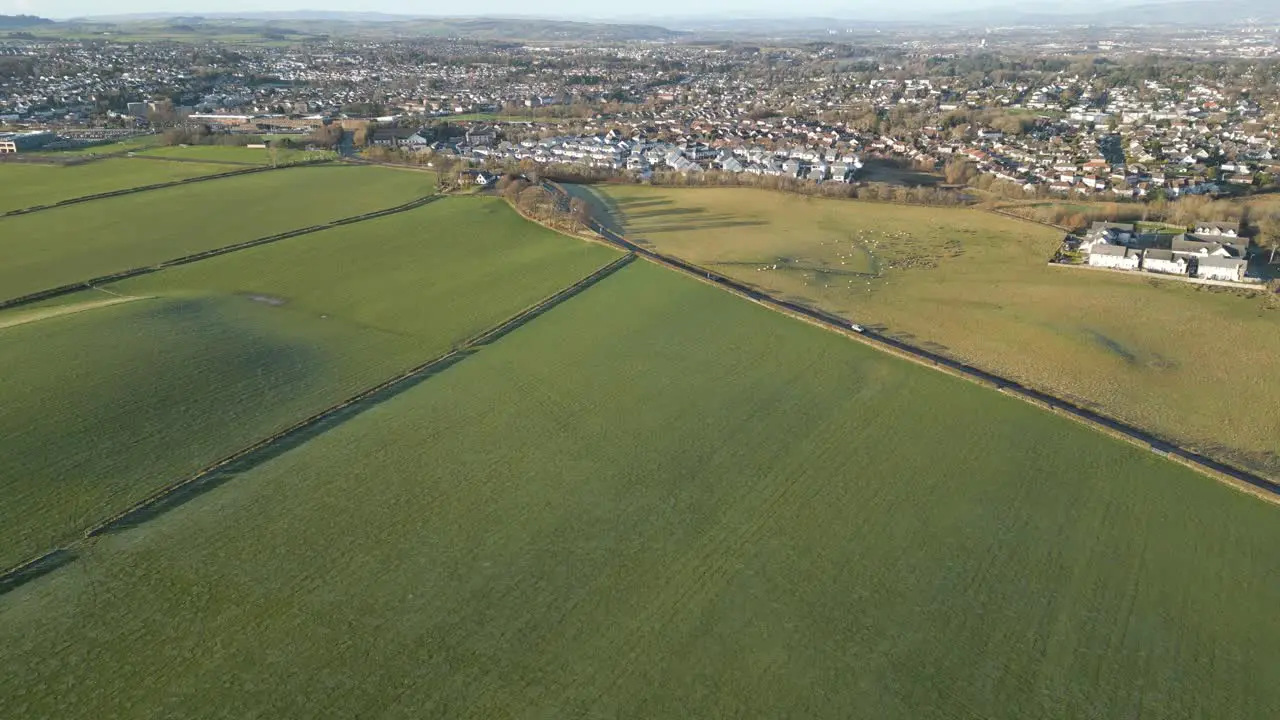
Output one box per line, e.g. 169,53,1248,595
3,261,1278,718
0,159,232,214
0,196,620,570
578,185,1280,479
0,164,434,302
30,136,163,157
135,144,336,164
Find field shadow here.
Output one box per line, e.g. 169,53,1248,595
0,549,78,597
99,351,476,534
91,254,635,539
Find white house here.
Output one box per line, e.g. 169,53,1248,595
1141,249,1188,276
1196,256,1247,282
1194,221,1241,237
1088,244,1141,271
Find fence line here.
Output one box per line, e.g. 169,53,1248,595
0,251,635,593
0,194,441,312
0,159,332,220
541,182,1280,506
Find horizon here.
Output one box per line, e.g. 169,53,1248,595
2,0,1167,23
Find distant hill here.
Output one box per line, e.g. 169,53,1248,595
74,13,684,41
0,14,54,29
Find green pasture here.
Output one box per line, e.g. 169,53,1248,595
2,261,1277,718
29,135,163,157
0,164,434,302
135,144,335,165
0,158,233,214
0,196,619,569
583,185,1280,479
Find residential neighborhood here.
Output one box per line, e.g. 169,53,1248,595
3,22,1280,201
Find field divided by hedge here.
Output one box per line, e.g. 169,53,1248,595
0,158,233,214
0,196,620,570
0,164,434,302
3,261,1277,718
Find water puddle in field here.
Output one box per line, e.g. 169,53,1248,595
239,293,288,307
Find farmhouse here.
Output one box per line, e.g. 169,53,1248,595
1141,249,1188,276
1196,255,1248,282
1087,243,1141,270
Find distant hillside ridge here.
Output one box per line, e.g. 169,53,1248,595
0,14,54,29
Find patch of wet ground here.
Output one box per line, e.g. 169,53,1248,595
238,293,288,307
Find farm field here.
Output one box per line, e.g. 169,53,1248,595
29,135,163,157
578,184,1280,479
135,144,335,164
0,195,619,570
0,158,231,214
0,163,434,302
3,261,1279,718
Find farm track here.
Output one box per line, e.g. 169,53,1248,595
0,194,442,312
0,251,636,596
0,159,331,220
543,182,1280,505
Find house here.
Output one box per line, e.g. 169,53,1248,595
1088,243,1141,271
1196,255,1247,282
370,127,418,148
465,125,497,147
457,169,498,188
1088,222,1137,246
402,131,434,152
1141,249,1188,275
1171,233,1246,259
1194,221,1241,237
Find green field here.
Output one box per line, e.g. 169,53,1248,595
136,144,336,165
3,261,1278,718
30,135,163,157
578,185,1280,479
0,159,232,214
0,195,619,569
0,163,434,302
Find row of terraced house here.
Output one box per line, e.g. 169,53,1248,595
1079,221,1251,282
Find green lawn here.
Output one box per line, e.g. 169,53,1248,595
0,164,435,302
136,144,336,164
3,260,1278,718
0,159,232,214
580,185,1280,480
0,196,619,569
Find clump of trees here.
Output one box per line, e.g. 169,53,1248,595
498,176,591,232
159,126,255,146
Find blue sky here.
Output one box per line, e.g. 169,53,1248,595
2,0,1142,21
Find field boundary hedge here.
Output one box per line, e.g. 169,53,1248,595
0,251,636,595
541,181,1280,507
0,194,441,312
0,159,332,220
